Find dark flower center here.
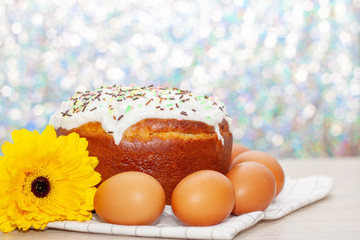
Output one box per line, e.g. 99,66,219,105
31,176,51,198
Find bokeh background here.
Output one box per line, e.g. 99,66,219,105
0,0,359,158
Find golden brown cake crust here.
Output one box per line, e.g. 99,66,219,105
55,118,232,204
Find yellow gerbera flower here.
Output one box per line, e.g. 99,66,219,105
0,125,101,233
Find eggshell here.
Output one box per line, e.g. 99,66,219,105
171,170,235,226
226,162,276,215
94,171,165,225
230,150,285,196
230,143,250,162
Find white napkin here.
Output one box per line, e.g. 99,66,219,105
47,175,333,239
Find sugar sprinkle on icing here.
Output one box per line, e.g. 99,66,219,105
50,85,232,144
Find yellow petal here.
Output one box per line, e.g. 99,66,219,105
83,187,97,210
17,221,33,232
81,171,102,188
1,142,15,158
11,128,37,145
0,219,16,233
41,125,58,141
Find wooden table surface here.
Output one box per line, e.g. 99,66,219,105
1,158,360,240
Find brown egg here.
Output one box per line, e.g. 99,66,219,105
230,150,285,196
230,143,250,162
171,170,235,226
227,162,276,215
94,171,165,225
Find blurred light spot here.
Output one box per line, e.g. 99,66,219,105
0,71,4,83
309,60,320,73
1,85,12,97
319,21,330,32
354,67,360,78
284,45,296,58
198,23,211,38
285,84,297,95
155,43,169,59
35,116,47,128
337,54,352,76
207,47,219,59
168,48,193,68
0,126,6,139
265,130,275,142
194,66,206,78
83,29,97,42
211,9,222,22
31,13,44,25
294,67,308,83
345,112,357,123
95,57,107,70
218,55,231,71
347,98,359,110
31,92,43,103
318,7,330,19
244,101,256,114
69,34,82,47
303,104,316,119
303,1,314,11
105,67,124,80
319,0,330,7
261,66,272,79
60,76,75,90
350,80,360,96
330,124,342,136
274,61,285,75
243,8,255,23
46,29,57,39
272,134,284,146
335,2,346,21
323,90,336,102
44,50,59,62
292,5,304,26
264,32,277,49
9,91,18,102
0,5,4,17
252,116,264,128
233,127,245,139
221,0,232,4
11,23,22,34
213,88,229,100
9,108,21,121
33,104,44,116
321,73,331,84
18,32,28,44
214,26,226,38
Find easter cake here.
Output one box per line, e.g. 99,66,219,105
50,85,233,204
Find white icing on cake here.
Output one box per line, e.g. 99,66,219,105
49,85,232,144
